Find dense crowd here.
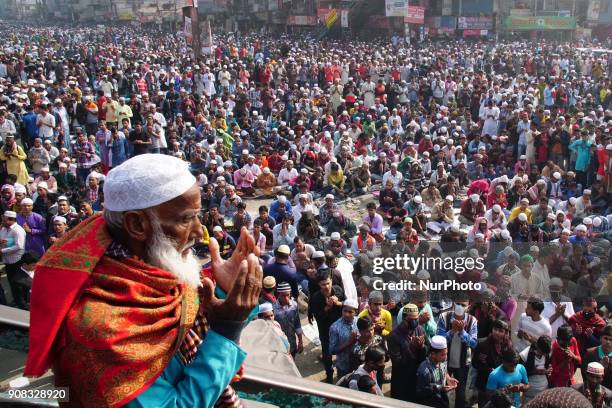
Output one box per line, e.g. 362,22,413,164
0,23,610,408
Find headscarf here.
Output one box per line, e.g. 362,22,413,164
1,184,16,209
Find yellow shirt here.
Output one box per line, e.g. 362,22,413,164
328,170,345,189
508,207,533,223
358,308,392,337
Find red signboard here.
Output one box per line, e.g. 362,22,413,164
462,29,488,36
404,5,425,24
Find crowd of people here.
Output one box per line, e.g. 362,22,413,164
0,22,611,407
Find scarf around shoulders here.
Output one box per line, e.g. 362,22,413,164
25,214,199,408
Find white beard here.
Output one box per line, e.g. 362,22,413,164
146,213,201,289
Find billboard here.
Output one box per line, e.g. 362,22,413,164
404,6,425,24
457,16,494,30
385,0,407,17
504,16,577,30
287,15,316,25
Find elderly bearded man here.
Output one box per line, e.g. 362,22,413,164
25,154,262,408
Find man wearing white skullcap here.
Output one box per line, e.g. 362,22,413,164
0,209,26,307
17,197,46,257
416,334,458,406
459,193,485,225
25,154,262,408
572,361,612,406
292,193,314,225
574,188,592,219
48,216,69,246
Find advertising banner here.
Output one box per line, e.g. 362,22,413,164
287,15,317,25
587,0,601,21
504,16,577,30
184,16,192,45
341,9,349,28
385,0,407,17
404,6,425,24
457,16,493,30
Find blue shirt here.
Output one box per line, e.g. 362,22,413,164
436,312,478,349
22,112,39,142
486,364,529,407
269,200,293,222
263,261,298,298
329,317,357,373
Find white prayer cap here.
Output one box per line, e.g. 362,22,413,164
277,195,287,204
414,196,422,204
103,154,196,212
593,217,602,227
330,232,341,240
500,229,511,240
575,224,587,232
3,210,16,218
492,204,501,213
583,217,593,225
553,172,561,180
53,216,67,224
343,299,358,310
470,194,479,203
13,183,26,194
21,198,33,205
37,181,48,191
430,335,447,350
445,195,453,202
259,302,273,314
518,213,528,222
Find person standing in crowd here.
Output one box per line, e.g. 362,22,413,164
0,135,29,185
519,335,552,402
569,298,607,358
388,303,427,402
582,324,612,389
571,362,612,408
263,245,298,299
329,299,359,379
436,294,478,408
515,299,552,353
416,335,458,407
473,319,513,408
273,282,304,358
486,349,530,408
550,325,582,388
0,210,26,307
310,269,346,383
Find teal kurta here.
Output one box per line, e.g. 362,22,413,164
569,139,592,172
125,330,246,408
126,286,256,408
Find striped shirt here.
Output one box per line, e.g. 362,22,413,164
0,223,26,264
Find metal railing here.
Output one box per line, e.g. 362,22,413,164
238,365,429,408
